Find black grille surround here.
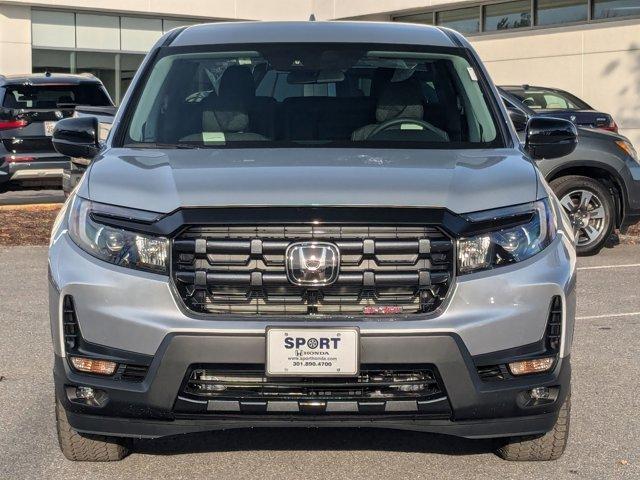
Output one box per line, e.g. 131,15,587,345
175,364,450,416
172,224,454,316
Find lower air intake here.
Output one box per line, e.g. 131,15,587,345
176,365,450,415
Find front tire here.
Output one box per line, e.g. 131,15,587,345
550,175,614,256
495,394,571,461
56,399,130,462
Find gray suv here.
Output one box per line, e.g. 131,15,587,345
501,88,640,255
49,22,577,462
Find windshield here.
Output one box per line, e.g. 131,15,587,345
2,84,112,109
506,88,591,111
123,43,502,149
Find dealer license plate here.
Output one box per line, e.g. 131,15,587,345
266,328,359,376
44,121,57,136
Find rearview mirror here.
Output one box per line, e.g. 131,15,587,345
525,117,577,160
287,69,345,84
507,107,528,132
52,116,100,160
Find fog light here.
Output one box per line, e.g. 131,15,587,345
508,357,554,376
76,386,96,400
70,357,117,376
530,387,550,400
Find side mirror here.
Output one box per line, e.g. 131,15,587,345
507,107,528,132
52,116,100,160
525,117,577,160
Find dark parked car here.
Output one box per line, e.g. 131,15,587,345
501,84,618,133
500,88,640,255
0,73,113,191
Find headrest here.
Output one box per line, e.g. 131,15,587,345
203,97,249,133
218,65,255,99
375,80,424,123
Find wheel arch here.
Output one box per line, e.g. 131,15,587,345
546,162,627,228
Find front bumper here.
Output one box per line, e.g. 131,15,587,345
620,160,640,230
54,337,571,440
0,153,69,184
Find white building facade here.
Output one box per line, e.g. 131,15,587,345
1,0,639,144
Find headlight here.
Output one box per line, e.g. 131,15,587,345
457,199,556,274
615,140,638,164
68,196,168,274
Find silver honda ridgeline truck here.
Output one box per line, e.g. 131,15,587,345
49,22,577,462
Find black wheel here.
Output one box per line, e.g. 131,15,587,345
495,394,571,461
56,399,130,462
550,175,615,256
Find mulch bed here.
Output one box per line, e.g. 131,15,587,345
0,204,61,246
621,223,640,245
0,204,639,247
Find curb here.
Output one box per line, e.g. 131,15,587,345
0,203,63,211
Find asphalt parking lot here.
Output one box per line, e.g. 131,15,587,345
0,245,638,479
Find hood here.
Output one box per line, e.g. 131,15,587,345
85,148,539,215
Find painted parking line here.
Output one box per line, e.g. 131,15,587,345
577,263,640,271
576,311,640,320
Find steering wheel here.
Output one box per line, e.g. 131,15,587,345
365,118,448,141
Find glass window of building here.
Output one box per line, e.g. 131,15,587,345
30,11,216,103
31,10,75,49
536,0,588,26
436,7,480,34
32,49,72,74
76,13,120,50
484,1,532,31
121,17,163,52
163,19,201,32
76,52,117,103
120,54,146,101
593,0,640,19
395,12,435,25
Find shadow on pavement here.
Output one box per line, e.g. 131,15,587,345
132,428,496,457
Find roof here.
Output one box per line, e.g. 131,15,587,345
171,21,457,48
500,85,569,93
0,73,101,86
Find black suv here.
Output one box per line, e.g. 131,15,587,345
0,73,113,190
501,84,618,133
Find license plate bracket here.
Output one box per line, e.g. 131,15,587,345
266,327,359,377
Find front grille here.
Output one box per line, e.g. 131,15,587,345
172,225,454,316
185,367,443,400
176,365,450,415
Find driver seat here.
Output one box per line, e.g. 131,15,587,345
351,79,448,142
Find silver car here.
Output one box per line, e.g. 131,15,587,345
49,21,577,462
